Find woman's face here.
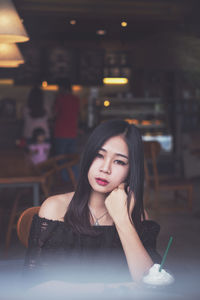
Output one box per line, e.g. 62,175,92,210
88,135,129,194
37,134,45,143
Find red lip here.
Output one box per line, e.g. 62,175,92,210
95,177,109,186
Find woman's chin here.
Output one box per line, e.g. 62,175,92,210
91,186,113,195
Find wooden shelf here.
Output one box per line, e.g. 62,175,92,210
99,96,169,136
100,109,165,116
137,124,165,129
101,97,162,104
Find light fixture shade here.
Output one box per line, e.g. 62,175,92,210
103,77,128,84
0,43,24,67
0,0,29,43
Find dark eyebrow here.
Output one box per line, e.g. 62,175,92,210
116,153,129,159
99,148,128,160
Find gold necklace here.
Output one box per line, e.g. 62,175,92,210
89,206,108,226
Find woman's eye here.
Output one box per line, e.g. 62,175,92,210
96,153,104,158
115,160,127,166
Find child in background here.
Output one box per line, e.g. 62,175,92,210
28,127,51,165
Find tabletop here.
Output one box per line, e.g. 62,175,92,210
0,149,54,206
0,259,195,300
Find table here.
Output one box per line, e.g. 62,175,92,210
0,178,40,206
0,259,194,300
0,150,55,206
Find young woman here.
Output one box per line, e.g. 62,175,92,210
25,119,161,284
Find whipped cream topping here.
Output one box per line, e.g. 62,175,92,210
143,264,174,286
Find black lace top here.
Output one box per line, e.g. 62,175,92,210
24,215,161,284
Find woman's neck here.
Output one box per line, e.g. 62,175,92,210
88,190,107,210
88,190,113,226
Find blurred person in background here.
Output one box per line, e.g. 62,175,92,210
27,127,51,165
23,85,51,145
53,78,80,181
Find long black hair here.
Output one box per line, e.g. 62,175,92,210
64,119,145,235
27,86,46,118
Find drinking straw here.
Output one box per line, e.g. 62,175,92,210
159,236,173,272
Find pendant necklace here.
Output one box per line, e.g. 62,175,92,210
89,206,108,226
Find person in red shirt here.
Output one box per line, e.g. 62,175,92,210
54,78,80,181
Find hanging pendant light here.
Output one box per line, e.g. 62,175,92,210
0,43,24,67
0,0,29,43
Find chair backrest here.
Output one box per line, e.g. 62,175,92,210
17,206,40,248
143,141,161,190
35,157,57,174
53,153,79,163
34,157,58,197
54,153,79,189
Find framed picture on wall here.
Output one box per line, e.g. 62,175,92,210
0,98,16,120
43,46,78,84
14,43,41,85
79,49,104,85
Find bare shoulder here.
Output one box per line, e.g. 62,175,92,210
39,192,74,221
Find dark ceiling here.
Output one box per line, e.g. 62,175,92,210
13,0,200,44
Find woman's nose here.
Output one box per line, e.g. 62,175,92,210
100,159,111,174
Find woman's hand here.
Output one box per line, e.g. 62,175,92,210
105,183,135,226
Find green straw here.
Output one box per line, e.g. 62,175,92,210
159,236,173,272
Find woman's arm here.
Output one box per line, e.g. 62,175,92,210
105,184,153,282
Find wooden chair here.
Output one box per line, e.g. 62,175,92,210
35,153,79,192
53,153,79,189
4,154,78,255
34,157,58,197
143,141,193,212
4,158,56,255
17,206,40,248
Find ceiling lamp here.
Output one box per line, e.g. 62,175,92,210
96,29,106,36
103,77,128,85
70,20,76,25
0,0,29,43
0,43,24,67
0,79,14,85
121,21,128,27
104,100,110,107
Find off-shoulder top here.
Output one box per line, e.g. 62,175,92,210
24,215,161,284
